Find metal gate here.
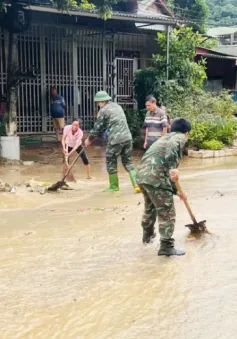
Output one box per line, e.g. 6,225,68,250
0,26,139,134
0,30,7,99
114,57,138,110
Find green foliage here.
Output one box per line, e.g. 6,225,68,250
124,109,146,146
207,0,237,26
201,139,224,150
188,118,237,149
166,0,209,32
0,121,6,136
134,68,158,110
201,38,218,49
52,0,124,19
154,25,207,88
134,26,208,111
0,0,124,19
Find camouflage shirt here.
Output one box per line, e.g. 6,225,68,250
89,102,132,145
136,132,186,193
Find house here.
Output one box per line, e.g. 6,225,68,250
195,47,237,92
0,0,176,134
207,26,237,57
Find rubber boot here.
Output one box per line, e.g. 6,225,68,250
129,169,141,193
142,226,156,244
103,173,119,192
158,240,186,256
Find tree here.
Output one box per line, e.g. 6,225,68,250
154,25,207,87
167,0,209,32
207,0,237,26
134,25,207,110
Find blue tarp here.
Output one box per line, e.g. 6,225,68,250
234,91,237,102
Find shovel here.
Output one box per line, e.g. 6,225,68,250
47,149,83,192
175,179,208,234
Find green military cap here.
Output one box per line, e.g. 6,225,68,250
94,91,111,102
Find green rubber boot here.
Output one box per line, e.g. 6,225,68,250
158,240,186,257
129,169,141,193
104,173,119,192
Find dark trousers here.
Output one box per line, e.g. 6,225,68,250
68,145,89,165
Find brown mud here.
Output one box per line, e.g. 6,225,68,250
1,144,237,338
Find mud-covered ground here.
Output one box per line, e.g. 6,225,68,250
1,143,237,339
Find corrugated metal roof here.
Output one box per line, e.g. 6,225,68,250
207,27,237,37
196,46,237,57
28,5,177,24
196,53,237,60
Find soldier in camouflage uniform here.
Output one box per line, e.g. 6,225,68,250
85,91,140,193
136,118,192,256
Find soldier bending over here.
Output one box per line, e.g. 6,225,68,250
136,118,191,256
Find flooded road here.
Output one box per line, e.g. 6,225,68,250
1,145,237,338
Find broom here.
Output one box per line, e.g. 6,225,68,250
62,154,76,182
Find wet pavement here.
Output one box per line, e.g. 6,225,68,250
1,144,237,338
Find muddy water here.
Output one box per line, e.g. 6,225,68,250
1,146,237,338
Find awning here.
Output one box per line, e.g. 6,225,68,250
135,22,167,31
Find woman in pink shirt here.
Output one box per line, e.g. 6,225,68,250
62,120,91,179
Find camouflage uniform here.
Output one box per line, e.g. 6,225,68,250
89,102,134,174
136,132,186,246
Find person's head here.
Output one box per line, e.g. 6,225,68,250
71,119,80,133
50,86,57,97
94,91,111,108
145,95,157,112
170,118,191,138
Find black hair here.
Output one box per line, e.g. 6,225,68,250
145,95,157,104
170,118,191,133
73,118,82,125
50,86,57,95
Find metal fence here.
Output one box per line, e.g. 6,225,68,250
0,25,150,133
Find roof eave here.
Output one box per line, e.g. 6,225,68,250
27,5,177,25
196,53,237,61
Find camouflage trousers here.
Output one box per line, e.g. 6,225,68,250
139,184,176,244
106,140,134,174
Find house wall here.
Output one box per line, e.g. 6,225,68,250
196,55,237,92
0,11,159,134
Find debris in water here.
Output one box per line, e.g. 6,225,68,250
24,232,32,236
0,181,13,192
212,190,224,197
23,161,35,166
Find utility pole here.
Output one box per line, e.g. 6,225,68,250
166,25,170,81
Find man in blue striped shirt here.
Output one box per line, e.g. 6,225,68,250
143,96,168,149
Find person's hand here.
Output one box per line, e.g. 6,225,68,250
143,142,147,149
169,169,179,181
177,191,187,201
63,148,68,156
84,138,91,148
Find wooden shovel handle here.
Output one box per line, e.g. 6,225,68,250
63,148,84,180
175,179,197,224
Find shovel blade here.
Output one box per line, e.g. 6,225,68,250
185,220,207,233
47,180,65,192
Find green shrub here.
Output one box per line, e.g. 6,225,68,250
201,139,224,150
187,118,237,149
188,121,209,148
0,121,6,136
124,109,146,146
